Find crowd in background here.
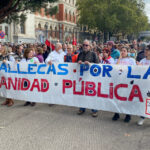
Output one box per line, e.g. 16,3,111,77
0,38,150,126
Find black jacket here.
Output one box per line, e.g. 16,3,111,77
77,51,99,63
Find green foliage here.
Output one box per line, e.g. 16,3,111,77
77,0,149,35
0,0,58,24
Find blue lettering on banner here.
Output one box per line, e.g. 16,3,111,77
8,64,17,73
102,65,113,77
0,63,7,72
47,64,56,74
37,64,47,74
143,66,150,79
28,64,37,74
127,66,141,79
17,64,27,74
90,65,101,76
57,64,68,75
80,64,89,76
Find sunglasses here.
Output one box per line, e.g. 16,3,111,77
83,44,89,47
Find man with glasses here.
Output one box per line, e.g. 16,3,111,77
77,39,99,117
64,44,78,62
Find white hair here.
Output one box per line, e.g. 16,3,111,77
55,43,62,49
83,39,91,45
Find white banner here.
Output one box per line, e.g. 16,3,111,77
0,62,150,118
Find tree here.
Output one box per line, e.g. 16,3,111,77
77,0,149,38
0,0,58,24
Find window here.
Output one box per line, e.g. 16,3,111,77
65,9,67,20
50,26,52,36
65,27,67,32
55,27,57,38
20,23,25,34
5,26,8,36
69,11,71,21
73,12,75,22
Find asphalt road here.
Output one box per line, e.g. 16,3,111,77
0,97,150,150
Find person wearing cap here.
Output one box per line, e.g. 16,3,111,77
77,39,99,117
137,45,150,125
107,41,120,60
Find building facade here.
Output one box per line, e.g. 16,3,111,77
35,0,79,44
1,0,79,44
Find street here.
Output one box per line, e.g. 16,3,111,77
0,97,150,150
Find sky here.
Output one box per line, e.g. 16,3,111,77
144,0,150,21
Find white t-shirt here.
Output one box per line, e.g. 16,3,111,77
140,58,150,65
20,57,39,63
45,49,65,64
116,57,136,65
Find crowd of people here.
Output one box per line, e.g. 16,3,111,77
0,38,150,126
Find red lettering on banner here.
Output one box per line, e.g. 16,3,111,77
73,80,84,95
0,76,7,89
41,79,49,92
109,83,113,99
7,77,17,90
97,83,109,98
21,78,30,91
85,82,96,96
114,84,128,101
128,85,144,102
30,79,40,92
63,80,72,93
18,78,21,90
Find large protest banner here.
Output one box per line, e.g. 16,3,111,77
0,62,150,118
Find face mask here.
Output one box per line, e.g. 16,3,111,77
128,53,131,57
130,53,135,57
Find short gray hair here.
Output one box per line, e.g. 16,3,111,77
83,39,91,45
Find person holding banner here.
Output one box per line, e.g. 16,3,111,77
45,43,65,65
137,45,150,125
20,48,39,106
45,43,65,106
64,44,78,63
112,46,136,123
0,45,15,106
77,39,99,117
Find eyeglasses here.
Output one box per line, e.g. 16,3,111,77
83,44,89,47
